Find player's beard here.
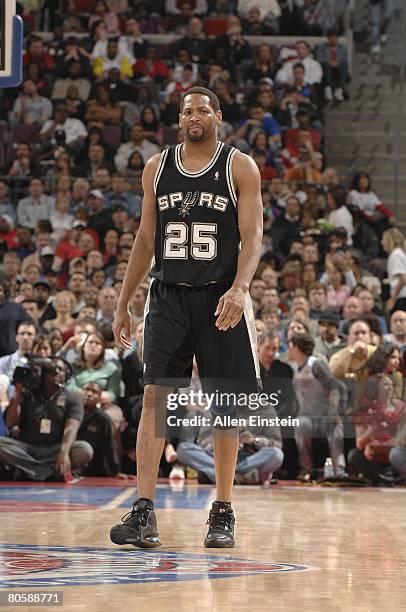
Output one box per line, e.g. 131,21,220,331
186,124,206,142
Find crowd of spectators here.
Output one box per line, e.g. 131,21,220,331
0,0,405,486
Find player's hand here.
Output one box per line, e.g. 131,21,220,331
112,306,132,350
215,287,245,331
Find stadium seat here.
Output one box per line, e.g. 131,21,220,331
163,127,179,145
11,124,41,144
203,19,228,35
102,126,122,147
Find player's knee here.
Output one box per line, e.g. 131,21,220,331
143,385,173,411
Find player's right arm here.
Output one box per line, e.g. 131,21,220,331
112,153,160,349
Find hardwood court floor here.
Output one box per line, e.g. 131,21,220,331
1,480,406,612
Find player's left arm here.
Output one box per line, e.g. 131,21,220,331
215,152,263,331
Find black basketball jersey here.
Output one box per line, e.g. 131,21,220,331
151,142,240,286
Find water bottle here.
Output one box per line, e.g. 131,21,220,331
323,457,334,479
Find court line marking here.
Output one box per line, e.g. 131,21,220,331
101,488,135,509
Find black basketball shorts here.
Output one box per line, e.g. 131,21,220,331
142,279,260,402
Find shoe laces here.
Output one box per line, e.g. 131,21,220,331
121,504,150,527
206,508,235,531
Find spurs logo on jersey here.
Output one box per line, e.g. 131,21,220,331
152,142,240,286
157,191,229,216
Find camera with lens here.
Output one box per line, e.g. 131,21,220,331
13,356,71,390
55,129,66,146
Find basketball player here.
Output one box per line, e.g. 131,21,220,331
110,87,263,548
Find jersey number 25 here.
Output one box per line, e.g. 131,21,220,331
163,222,218,261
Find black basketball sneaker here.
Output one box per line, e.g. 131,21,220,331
204,501,235,548
110,499,161,548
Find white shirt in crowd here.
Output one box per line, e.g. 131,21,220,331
237,0,281,19
114,140,161,172
387,247,406,299
348,189,381,216
327,206,354,244
40,118,88,145
275,55,323,85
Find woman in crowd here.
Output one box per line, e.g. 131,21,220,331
348,376,404,484
245,44,275,83
86,249,104,277
67,330,121,403
302,262,318,291
89,268,106,290
44,151,73,193
32,334,53,358
22,264,41,286
122,151,145,190
365,342,403,400
381,228,406,313
250,132,276,165
88,0,120,34
49,328,65,355
323,265,351,311
43,290,77,340
140,105,163,145
348,171,395,237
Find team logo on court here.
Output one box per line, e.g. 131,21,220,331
214,171,220,180
178,191,199,217
0,545,318,587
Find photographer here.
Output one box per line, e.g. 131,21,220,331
0,357,92,481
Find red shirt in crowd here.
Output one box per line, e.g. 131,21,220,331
133,58,169,81
23,51,55,72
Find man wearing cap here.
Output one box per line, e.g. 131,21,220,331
315,310,342,361
87,190,114,237
33,280,56,325
39,247,56,276
21,231,53,276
